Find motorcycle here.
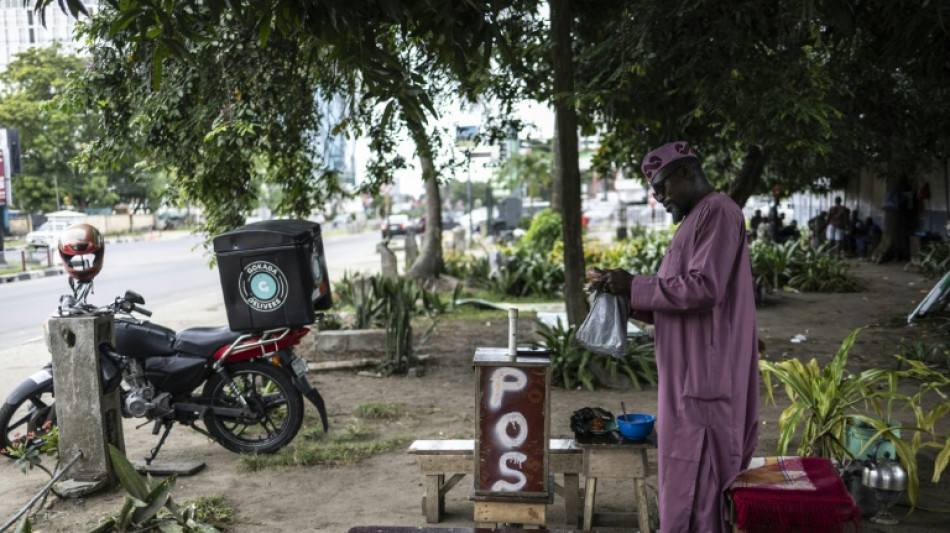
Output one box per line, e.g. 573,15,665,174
0,289,328,463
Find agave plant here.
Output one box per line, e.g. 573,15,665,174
918,241,950,279
533,317,657,391
760,327,950,509
90,445,218,532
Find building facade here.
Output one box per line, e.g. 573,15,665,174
0,1,97,72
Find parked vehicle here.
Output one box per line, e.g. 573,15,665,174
24,211,86,248
381,214,412,239
0,289,328,461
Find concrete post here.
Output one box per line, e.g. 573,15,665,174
617,202,628,241
377,241,398,279
405,232,419,270
453,226,466,251
49,314,124,495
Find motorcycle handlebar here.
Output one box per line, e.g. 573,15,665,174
132,304,152,317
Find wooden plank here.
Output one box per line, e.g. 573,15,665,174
583,476,596,531
439,473,467,498
473,501,547,525
408,438,578,454
424,474,442,523
349,528,583,533
563,473,580,528
418,455,474,475
409,439,475,454
348,528,582,533
587,448,645,478
348,526,581,533
635,476,652,533
549,453,584,473
550,438,578,451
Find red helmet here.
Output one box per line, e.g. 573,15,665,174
58,223,105,282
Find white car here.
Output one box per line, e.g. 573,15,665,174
25,219,82,248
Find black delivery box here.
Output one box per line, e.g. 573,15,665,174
213,219,332,332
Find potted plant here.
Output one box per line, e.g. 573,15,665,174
759,327,950,509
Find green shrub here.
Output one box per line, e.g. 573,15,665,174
533,317,657,390
750,238,863,293
489,249,565,298
332,273,449,374
519,208,562,256
444,250,490,287
919,242,950,279
588,230,672,275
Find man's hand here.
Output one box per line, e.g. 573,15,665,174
586,267,633,296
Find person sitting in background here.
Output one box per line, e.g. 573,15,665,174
749,209,764,241
780,219,801,243
808,211,828,248
847,212,865,257
858,217,881,258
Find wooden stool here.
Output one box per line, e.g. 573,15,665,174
407,438,583,525
576,434,656,532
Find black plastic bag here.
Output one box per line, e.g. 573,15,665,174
575,291,629,358
570,407,615,437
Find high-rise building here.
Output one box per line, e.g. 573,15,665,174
0,1,97,72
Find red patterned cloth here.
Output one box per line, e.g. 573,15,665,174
730,457,860,533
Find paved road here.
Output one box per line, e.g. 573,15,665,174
0,229,382,351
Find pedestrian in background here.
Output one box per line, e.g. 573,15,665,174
588,141,759,532
826,196,850,255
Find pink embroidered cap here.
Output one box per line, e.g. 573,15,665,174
640,141,699,183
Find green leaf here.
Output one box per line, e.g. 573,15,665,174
13,515,32,533
109,444,149,501
109,11,140,36
930,440,950,484
88,517,116,533
131,475,176,524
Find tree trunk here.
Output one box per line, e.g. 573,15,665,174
406,118,443,280
727,145,766,208
872,174,914,263
550,0,588,326
550,115,563,213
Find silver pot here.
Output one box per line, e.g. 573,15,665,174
862,440,908,492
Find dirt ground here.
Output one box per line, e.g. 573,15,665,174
2,259,949,532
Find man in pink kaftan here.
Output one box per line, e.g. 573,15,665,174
589,141,759,532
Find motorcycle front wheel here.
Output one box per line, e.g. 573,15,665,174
0,391,56,455
201,362,303,454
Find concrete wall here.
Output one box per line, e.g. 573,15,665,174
85,214,157,234
772,160,950,237
12,213,157,236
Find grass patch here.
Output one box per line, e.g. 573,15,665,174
238,435,408,471
442,307,514,321
460,289,563,305
187,494,236,529
237,422,407,471
356,402,408,420
0,263,49,276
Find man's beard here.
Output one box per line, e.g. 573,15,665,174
670,203,686,224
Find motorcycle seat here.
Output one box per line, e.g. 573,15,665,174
174,326,244,359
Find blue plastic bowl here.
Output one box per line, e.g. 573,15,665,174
616,413,656,441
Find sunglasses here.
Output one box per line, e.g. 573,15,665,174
651,166,683,197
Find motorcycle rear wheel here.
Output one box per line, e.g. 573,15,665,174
201,362,303,454
0,392,56,456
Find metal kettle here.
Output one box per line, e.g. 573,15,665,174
861,440,908,492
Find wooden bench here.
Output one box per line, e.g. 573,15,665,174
407,438,583,526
